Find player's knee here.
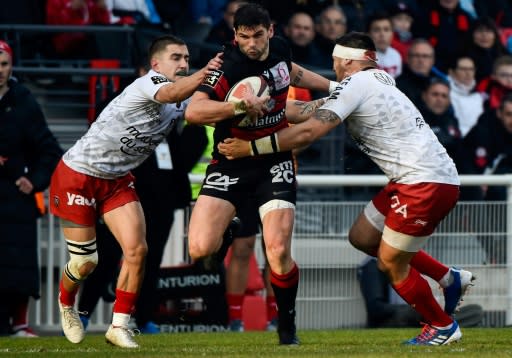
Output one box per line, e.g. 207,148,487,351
189,239,217,260
232,239,254,260
265,241,289,263
64,239,99,282
122,242,148,266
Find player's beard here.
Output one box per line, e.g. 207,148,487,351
244,42,269,61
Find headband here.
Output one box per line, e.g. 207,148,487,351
0,40,12,59
332,44,377,62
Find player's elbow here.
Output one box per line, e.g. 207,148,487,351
294,126,317,147
184,105,202,124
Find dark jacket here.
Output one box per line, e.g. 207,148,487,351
418,101,463,165
395,66,443,108
0,79,63,297
463,109,512,200
412,2,473,72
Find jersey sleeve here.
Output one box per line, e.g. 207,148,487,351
137,71,174,104
319,74,366,122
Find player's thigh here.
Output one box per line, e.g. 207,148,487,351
188,194,236,246
261,208,294,253
61,225,97,243
102,201,147,253
348,209,383,252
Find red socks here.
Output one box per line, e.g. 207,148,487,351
266,295,278,322
226,293,244,322
113,289,138,314
59,279,78,306
410,250,449,281
393,268,452,327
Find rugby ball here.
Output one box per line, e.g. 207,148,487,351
225,76,270,126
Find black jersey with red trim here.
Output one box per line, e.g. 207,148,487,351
197,36,292,163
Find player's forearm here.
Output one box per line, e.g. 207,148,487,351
185,97,239,125
286,98,326,124
156,70,207,103
249,123,316,155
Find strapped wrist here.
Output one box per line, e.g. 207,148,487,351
249,133,280,156
233,101,247,116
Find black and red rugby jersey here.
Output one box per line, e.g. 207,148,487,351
198,36,293,161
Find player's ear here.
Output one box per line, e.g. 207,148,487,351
268,23,274,38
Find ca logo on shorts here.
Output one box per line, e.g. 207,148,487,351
203,172,239,191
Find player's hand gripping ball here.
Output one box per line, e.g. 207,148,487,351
225,76,271,126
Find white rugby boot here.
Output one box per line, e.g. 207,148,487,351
59,300,85,344
105,325,140,348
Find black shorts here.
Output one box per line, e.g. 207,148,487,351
235,198,260,237
199,153,297,225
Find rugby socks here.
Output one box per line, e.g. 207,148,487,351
266,295,278,322
410,250,450,284
11,297,29,330
113,289,137,314
226,293,244,322
368,248,450,286
392,267,453,328
112,289,138,326
59,279,78,306
270,263,299,330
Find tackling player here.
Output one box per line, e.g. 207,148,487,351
49,35,222,348
218,31,475,346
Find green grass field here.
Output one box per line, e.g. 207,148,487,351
0,328,511,357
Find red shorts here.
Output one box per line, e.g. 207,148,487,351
372,182,459,237
49,160,139,226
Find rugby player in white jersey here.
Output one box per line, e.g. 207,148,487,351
218,31,475,346
49,35,222,348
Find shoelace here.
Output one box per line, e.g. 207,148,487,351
414,324,438,343
62,308,87,328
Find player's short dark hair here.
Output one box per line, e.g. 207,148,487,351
148,35,186,59
335,31,377,52
233,3,271,30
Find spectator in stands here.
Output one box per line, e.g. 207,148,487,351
106,0,162,25
358,256,484,328
189,0,227,26
462,93,512,262
474,0,512,28
367,13,402,78
447,55,484,137
313,6,347,69
477,55,512,110
464,93,512,198
206,0,246,45
413,0,474,72
0,40,63,337
395,39,442,106
46,0,112,58
465,17,510,84
338,0,372,32
418,78,463,165
283,11,319,67
390,2,415,62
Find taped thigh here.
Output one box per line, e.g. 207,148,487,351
381,226,429,253
64,238,98,282
258,199,295,221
